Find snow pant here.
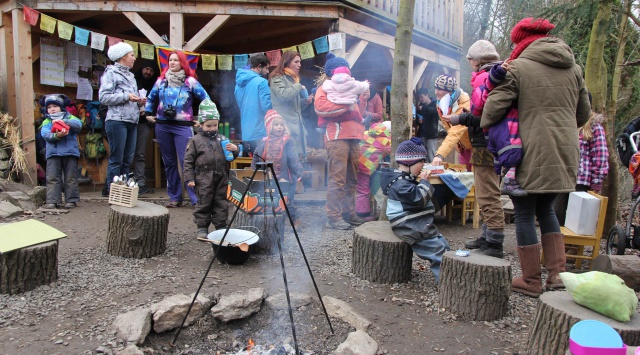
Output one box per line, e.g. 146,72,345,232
105,120,137,193
411,235,450,283
421,137,438,163
132,121,151,187
46,156,79,204
473,164,505,242
325,139,359,223
193,172,229,229
155,124,197,205
511,193,560,246
355,170,372,215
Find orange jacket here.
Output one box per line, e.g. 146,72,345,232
315,86,364,141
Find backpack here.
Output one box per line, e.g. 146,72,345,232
86,101,104,130
617,116,640,167
85,132,106,160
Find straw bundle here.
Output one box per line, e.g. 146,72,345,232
0,112,30,182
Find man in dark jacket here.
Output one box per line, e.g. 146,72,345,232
133,59,158,195
414,88,439,162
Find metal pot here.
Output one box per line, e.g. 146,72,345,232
206,228,259,265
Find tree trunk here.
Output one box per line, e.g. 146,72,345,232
438,251,511,321
585,0,613,113
0,241,58,294
527,291,640,354
592,254,640,291
232,211,285,255
106,201,169,258
351,221,413,284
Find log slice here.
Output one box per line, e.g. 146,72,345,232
0,241,58,294
106,201,169,258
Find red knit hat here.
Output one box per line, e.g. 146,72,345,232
511,18,555,44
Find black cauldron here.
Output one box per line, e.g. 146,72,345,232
207,229,259,265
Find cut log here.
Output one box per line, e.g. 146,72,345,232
0,241,58,294
106,201,169,258
527,291,640,355
592,255,640,291
232,211,285,255
351,221,413,284
438,251,511,321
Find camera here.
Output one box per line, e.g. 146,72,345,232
164,105,177,120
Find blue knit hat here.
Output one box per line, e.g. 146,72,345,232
40,94,71,111
324,53,350,77
396,137,427,166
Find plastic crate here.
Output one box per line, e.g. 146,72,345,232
108,183,139,207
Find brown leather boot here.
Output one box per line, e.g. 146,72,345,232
541,232,566,289
512,244,543,298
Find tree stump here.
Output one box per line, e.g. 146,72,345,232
232,211,285,255
593,255,640,291
351,221,413,284
0,241,58,294
527,291,640,355
438,251,511,321
106,201,169,258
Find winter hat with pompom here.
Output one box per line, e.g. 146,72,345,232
324,53,350,77
395,137,427,167
107,42,134,62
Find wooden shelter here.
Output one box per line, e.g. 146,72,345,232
0,0,462,186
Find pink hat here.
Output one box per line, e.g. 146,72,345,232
333,66,351,76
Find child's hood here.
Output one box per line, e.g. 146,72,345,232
380,168,407,195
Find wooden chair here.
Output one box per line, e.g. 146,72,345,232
446,185,480,228
559,191,608,269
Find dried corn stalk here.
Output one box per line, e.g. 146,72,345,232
0,112,31,183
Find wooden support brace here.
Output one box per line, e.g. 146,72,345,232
345,39,368,67
183,15,231,52
122,12,166,46
413,60,429,90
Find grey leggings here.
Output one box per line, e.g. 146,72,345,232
511,193,560,246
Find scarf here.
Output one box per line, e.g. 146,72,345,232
49,112,65,121
283,68,300,84
263,135,288,178
510,35,547,60
165,69,186,88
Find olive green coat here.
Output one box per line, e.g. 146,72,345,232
480,37,591,193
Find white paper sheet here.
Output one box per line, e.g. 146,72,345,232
76,78,94,100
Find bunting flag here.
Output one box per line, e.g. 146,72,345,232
57,21,73,40
108,36,122,47
201,54,217,70
74,27,89,46
233,54,248,70
217,55,232,70
282,45,298,54
23,6,39,26
124,40,139,57
313,37,329,54
265,50,282,67
139,43,155,60
90,32,106,51
156,46,199,72
298,41,314,60
40,14,56,34
328,33,343,50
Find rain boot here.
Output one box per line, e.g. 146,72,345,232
541,232,566,289
512,244,543,298
465,224,487,249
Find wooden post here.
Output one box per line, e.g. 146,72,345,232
527,292,640,354
438,251,511,321
11,8,36,185
106,201,169,258
169,13,184,49
0,241,58,294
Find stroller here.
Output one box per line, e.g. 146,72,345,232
605,127,640,255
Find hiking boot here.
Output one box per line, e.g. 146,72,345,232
502,177,527,196
64,202,76,209
102,186,109,197
43,203,57,209
138,186,155,196
345,216,366,226
465,224,487,249
197,227,209,240
326,220,354,230
477,242,504,258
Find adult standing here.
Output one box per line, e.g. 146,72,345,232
234,54,272,152
358,88,384,129
481,18,591,297
269,51,313,164
414,88,439,162
430,75,472,171
133,59,158,195
100,42,144,197
315,54,364,230
145,50,211,207
443,40,505,258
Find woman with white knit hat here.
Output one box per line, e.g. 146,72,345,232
99,42,146,197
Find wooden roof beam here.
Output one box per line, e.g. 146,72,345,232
122,12,166,46
345,40,368,67
170,13,183,49
183,15,230,52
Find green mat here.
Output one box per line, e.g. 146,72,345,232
0,219,66,253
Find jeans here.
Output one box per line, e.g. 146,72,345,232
105,120,137,191
155,123,197,204
132,121,151,187
46,156,79,204
511,193,560,246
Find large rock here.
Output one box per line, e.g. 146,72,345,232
150,293,215,333
322,296,371,331
109,308,152,345
0,200,22,218
264,292,313,310
1,191,36,211
0,179,31,194
210,287,266,323
28,186,46,207
333,330,378,355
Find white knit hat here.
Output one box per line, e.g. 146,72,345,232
466,40,500,61
107,42,134,62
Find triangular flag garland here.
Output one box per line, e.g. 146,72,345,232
22,9,345,72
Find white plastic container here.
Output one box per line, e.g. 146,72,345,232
564,192,601,235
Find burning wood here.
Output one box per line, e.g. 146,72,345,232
231,342,299,355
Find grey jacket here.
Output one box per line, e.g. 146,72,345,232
99,63,140,124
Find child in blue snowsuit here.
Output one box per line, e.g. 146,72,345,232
381,137,450,282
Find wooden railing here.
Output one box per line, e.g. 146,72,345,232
344,0,463,47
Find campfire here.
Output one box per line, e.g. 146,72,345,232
230,339,299,355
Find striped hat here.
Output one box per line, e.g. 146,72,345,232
434,75,457,93
395,137,427,166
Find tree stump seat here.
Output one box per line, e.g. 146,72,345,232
106,201,169,258
528,291,640,355
351,221,413,284
438,251,511,321
592,255,640,291
232,211,285,255
0,241,58,294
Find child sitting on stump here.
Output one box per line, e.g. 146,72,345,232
380,137,450,283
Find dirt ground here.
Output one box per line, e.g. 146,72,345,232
0,199,568,354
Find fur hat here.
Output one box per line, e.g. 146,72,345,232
198,99,220,123
324,53,350,77
107,42,134,62
434,75,457,93
40,94,71,111
511,18,555,45
466,40,500,62
395,137,427,167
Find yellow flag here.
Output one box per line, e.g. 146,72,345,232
123,40,139,58
139,43,155,60
40,14,56,34
217,55,232,70
201,54,217,70
298,42,314,60
57,21,73,40
281,45,298,54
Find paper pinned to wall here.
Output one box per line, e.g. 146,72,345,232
76,77,94,100
40,38,65,87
